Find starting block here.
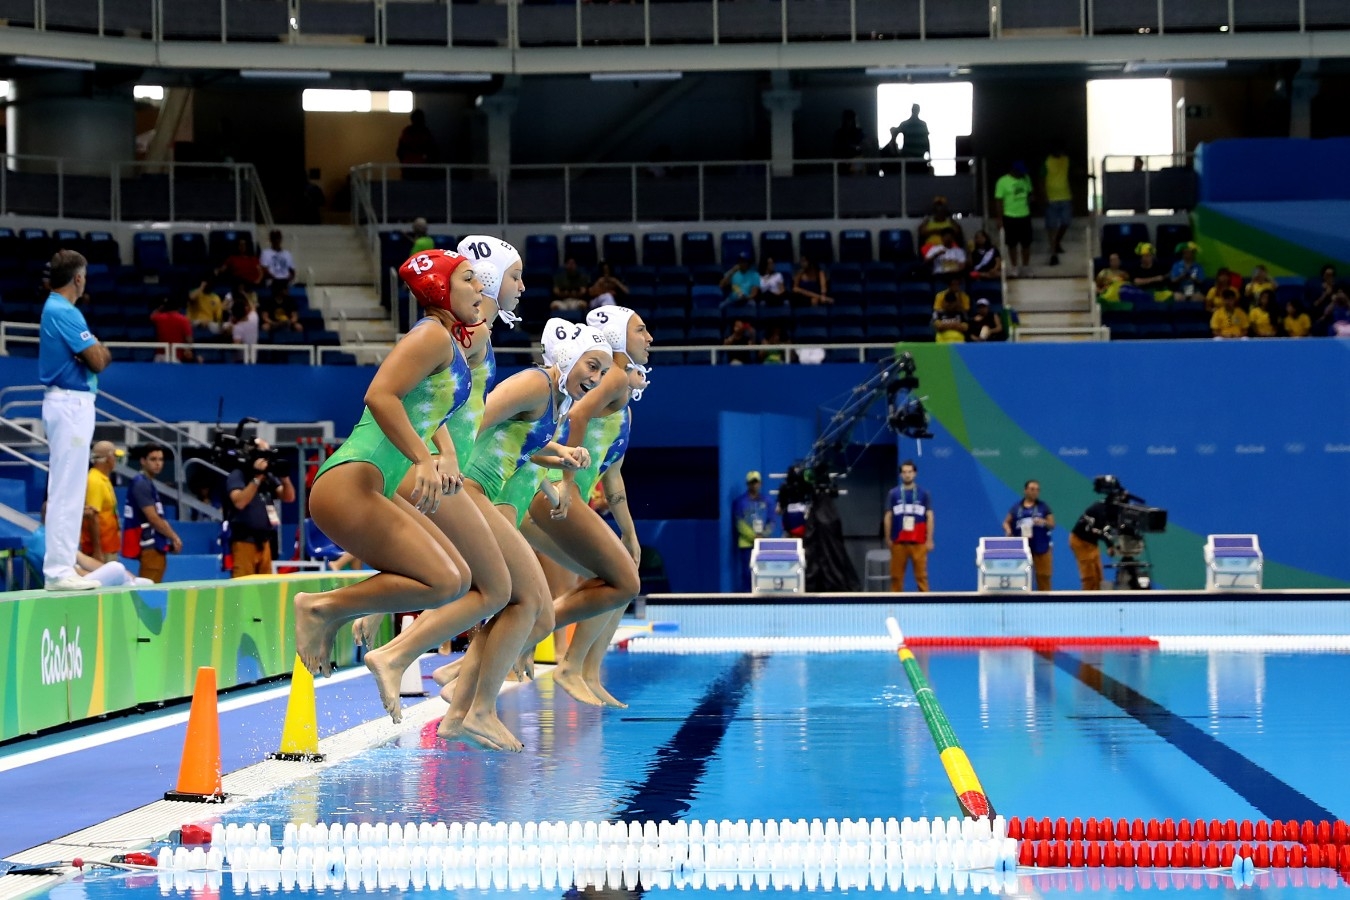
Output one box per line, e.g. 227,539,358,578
1205,534,1262,591
975,537,1032,593
750,538,805,594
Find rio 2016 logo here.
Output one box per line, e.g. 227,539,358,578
40,626,83,685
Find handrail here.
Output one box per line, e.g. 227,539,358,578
0,441,48,473
351,169,383,298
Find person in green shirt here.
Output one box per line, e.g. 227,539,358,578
995,160,1034,276
408,217,434,256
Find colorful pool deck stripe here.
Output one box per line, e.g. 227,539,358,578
885,617,993,820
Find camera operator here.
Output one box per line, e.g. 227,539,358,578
1069,498,1111,591
225,439,296,578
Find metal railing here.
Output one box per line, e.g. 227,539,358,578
1096,153,1198,214
9,0,1346,53
0,155,272,225
350,158,983,228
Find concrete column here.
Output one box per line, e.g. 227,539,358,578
6,74,135,174
1289,62,1319,139
761,72,800,178
477,80,519,183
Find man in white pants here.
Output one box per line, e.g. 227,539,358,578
39,250,111,591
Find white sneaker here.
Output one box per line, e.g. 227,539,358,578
45,575,101,591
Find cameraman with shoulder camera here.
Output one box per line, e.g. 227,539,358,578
225,439,296,577
1069,498,1111,591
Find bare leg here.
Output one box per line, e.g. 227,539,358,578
578,607,627,708
530,486,641,631
295,463,467,677
437,634,503,751
363,480,510,722
352,613,387,648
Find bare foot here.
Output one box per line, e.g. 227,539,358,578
352,613,387,649
585,675,627,709
553,665,602,706
294,592,334,676
437,714,502,751
463,708,523,753
363,645,406,723
432,659,463,687
438,679,461,707
515,651,535,682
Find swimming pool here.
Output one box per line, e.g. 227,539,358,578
28,643,1350,898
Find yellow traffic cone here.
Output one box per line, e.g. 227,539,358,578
267,655,325,762
534,632,557,664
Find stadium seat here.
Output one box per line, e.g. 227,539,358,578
432,234,458,251
839,229,874,264
209,229,254,264
133,233,170,274
690,284,723,310
1101,222,1150,260
760,230,794,265
691,265,723,286
53,229,84,256
602,233,637,268
563,233,598,269
878,228,917,263
829,323,865,342
686,326,722,346
681,231,716,267
720,231,754,268
794,324,829,343
642,232,676,267
799,230,834,264
830,263,862,288
624,265,656,288
655,283,690,308
170,232,207,271
655,265,690,286
524,234,559,270
1155,223,1193,258
832,284,864,308
20,228,53,264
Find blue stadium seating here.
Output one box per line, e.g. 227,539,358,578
681,232,715,267
133,233,170,274
760,231,793,264
830,263,862,288
624,266,656,287
642,232,676,267
563,233,598,269
84,232,120,267
1101,222,1151,260
524,234,559,270
432,234,458,250
799,230,834,264
603,233,637,268
720,231,754,268
839,230,873,264
878,228,917,263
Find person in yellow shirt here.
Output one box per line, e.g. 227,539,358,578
1283,299,1312,337
1042,147,1072,266
1245,265,1274,302
933,275,971,312
188,279,225,333
1205,268,1238,311
80,440,122,562
1247,292,1277,337
1210,290,1249,339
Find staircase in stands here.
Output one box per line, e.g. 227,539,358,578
283,225,394,364
1005,224,1104,342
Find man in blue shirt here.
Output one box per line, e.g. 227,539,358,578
39,250,111,591
731,470,773,592
1003,479,1055,591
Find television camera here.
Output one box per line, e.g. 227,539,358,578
1091,475,1168,589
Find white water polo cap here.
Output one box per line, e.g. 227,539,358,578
586,305,650,401
457,234,523,327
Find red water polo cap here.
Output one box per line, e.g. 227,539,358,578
399,249,472,310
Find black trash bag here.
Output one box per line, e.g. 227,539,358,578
804,489,860,593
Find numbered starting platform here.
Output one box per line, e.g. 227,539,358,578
750,538,805,594
975,537,1033,593
1205,534,1263,591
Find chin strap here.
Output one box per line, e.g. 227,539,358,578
496,307,522,328
628,363,651,402
448,316,483,349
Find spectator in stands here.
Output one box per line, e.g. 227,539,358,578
1321,289,1350,337
1128,243,1170,300
218,237,262,288
723,318,758,364
760,324,790,364
150,296,197,363
917,196,963,256
588,261,629,309
1042,144,1073,266
1169,243,1205,299
396,109,438,180
894,105,932,173
792,256,832,307
551,258,589,313
968,230,1002,281
188,278,226,334
1283,299,1312,337
932,290,969,344
1312,264,1339,321
228,290,260,346
1248,291,1277,337
1245,265,1276,302
226,438,296,578
1095,252,1131,304
720,252,761,307
930,228,967,277
994,161,1033,277
933,274,971,312
759,257,787,303
1205,268,1237,311
124,444,182,583
832,109,867,175
39,249,109,592
967,298,1004,342
408,217,434,256
261,289,304,335
878,125,903,177
1210,290,1248,339
260,230,297,298
81,440,122,563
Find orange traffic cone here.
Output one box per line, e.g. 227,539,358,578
164,667,227,803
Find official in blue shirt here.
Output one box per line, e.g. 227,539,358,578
1003,479,1055,591
732,470,774,592
38,250,111,591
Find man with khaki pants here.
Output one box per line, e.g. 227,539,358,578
883,460,934,592
1069,499,1111,591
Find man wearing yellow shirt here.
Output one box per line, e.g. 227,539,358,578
81,440,122,562
1283,300,1312,337
1210,291,1249,339
1043,147,1072,267
188,279,225,334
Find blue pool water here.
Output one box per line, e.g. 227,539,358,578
39,648,1350,898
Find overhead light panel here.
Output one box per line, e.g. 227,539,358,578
133,84,164,101
402,72,492,83
240,69,332,80
589,71,683,82
866,65,958,78
15,56,95,71
1123,60,1228,73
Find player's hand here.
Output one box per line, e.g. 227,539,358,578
409,460,442,514
552,485,573,521
563,446,591,470
435,457,462,496
623,533,641,567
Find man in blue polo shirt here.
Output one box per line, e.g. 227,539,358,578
39,250,111,591
1003,479,1055,591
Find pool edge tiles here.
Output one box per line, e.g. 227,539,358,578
0,677,538,900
